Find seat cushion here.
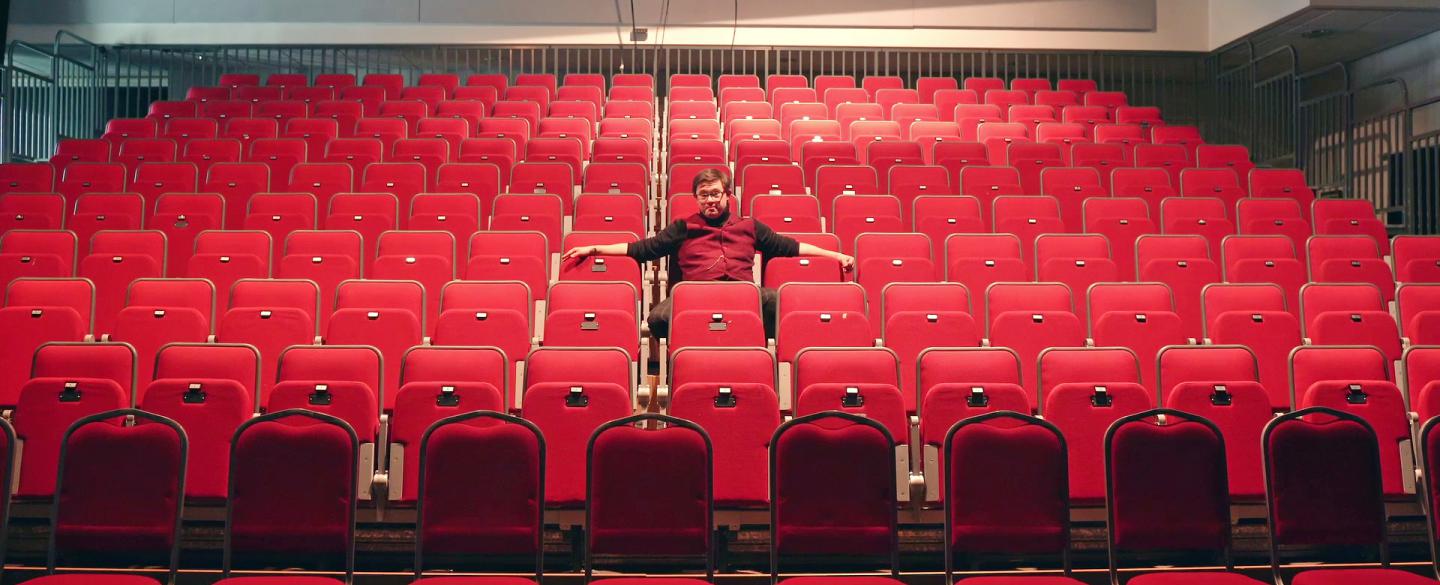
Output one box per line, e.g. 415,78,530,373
411,578,536,585
213,577,346,585
1293,568,1438,585
25,575,161,584
957,577,1087,585
782,577,905,585
1130,571,1267,584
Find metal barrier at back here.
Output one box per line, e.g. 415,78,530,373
4,42,58,163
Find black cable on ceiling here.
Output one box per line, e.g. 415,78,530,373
630,0,639,46
731,0,739,49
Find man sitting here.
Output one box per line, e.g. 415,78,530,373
561,167,854,336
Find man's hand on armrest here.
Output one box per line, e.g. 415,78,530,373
796,242,855,272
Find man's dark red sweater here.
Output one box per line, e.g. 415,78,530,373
625,210,800,282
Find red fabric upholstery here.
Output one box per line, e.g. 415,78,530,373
212,577,344,584
988,311,1086,411
140,378,252,500
325,307,423,410
1108,418,1228,552
229,418,354,558
420,421,541,557
543,307,640,359
14,379,128,497
56,422,182,556
29,343,136,395
0,307,87,407
216,308,316,405
669,382,779,507
1430,421,1440,549
774,417,893,557
590,424,710,556
1164,381,1270,501
1207,310,1302,410
1291,569,1438,585
521,381,630,506
921,383,1030,448
780,577,904,585
433,306,530,354
794,383,908,445
1042,382,1152,503
948,419,1066,555
393,381,505,502
111,306,210,392
23,575,163,584
776,310,874,362
1090,310,1187,395
1299,380,1411,497
1128,573,1266,584
885,311,982,409
1266,414,1384,547
957,577,1085,585
589,578,710,585
268,380,380,440
670,309,767,351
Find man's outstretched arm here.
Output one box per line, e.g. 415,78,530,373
562,220,687,262
797,242,855,272
560,242,629,261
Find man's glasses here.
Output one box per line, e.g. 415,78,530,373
696,190,727,201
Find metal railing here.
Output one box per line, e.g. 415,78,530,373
4,41,57,162
87,43,1203,118
0,31,107,162
52,31,106,142
1205,38,1440,234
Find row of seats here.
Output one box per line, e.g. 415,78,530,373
0,154,1319,247
188,70,1107,100
0,166,1355,263
9,372,1438,585
7,265,1440,503
4,224,1425,334
17,144,1265,227
4,334,1432,508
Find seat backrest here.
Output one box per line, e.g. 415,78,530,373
271,344,383,437
151,342,260,396
771,411,897,577
6,277,95,334
986,281,1073,327
415,411,543,576
1105,409,1230,574
1263,408,1386,556
225,409,358,577
944,411,1068,576
1289,345,1391,406
52,409,185,575
32,341,138,401
1037,346,1143,403
1156,344,1261,401
521,346,634,506
586,414,713,578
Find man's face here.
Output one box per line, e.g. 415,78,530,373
694,179,729,219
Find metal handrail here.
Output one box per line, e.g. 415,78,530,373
1252,45,1298,87
1351,77,1411,121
